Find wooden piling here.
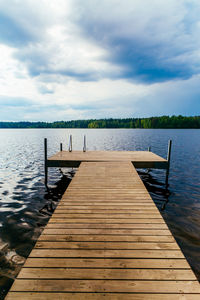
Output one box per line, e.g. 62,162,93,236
165,140,172,187
83,135,86,152
69,135,72,152
44,138,48,187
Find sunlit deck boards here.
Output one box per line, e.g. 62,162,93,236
47,150,168,168
6,161,200,299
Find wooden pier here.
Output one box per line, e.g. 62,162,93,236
6,145,200,299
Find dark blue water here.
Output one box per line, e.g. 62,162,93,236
0,129,200,298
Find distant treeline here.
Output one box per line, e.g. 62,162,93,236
1,116,200,129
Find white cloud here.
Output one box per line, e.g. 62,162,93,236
0,44,38,99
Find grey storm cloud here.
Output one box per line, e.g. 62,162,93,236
74,0,200,83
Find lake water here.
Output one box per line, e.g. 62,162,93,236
0,128,200,298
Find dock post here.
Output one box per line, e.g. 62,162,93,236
147,146,151,173
69,135,72,152
44,138,48,186
83,135,86,152
60,143,63,151
165,139,172,188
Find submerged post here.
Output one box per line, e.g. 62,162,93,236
83,135,86,152
44,138,48,186
69,135,72,152
60,143,63,151
165,139,172,188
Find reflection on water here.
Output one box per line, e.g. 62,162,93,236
138,170,170,210
0,128,200,298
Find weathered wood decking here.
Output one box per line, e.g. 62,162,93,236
6,157,200,299
47,150,168,169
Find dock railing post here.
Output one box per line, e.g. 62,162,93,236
69,135,72,152
44,138,48,186
165,139,172,188
60,143,63,151
83,135,86,152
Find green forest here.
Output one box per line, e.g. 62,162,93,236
1,115,200,129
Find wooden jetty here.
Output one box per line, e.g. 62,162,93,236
6,139,200,299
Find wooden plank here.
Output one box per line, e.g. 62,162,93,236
58,202,155,205
56,205,157,209
61,197,153,201
29,249,184,258
69,183,145,187
24,258,191,269
50,214,163,218
71,178,143,182
38,234,175,242
42,229,171,235
35,241,179,250
62,191,151,195
6,293,200,300
61,196,152,199
10,279,200,293
46,223,168,229
58,202,155,206
18,268,195,280
48,218,165,224
53,209,160,213
62,196,153,200
65,189,151,193
69,185,146,189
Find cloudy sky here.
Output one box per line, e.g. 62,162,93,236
0,0,200,121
